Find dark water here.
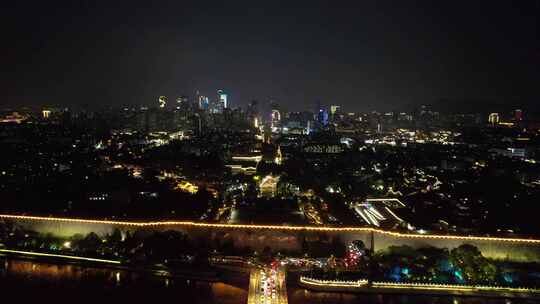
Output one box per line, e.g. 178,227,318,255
287,289,530,304
0,256,536,304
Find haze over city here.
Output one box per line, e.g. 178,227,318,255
2,1,538,113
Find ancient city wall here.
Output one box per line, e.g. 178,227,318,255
2,215,539,262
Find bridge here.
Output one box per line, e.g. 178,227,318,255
248,267,288,304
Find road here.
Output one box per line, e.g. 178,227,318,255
247,267,288,304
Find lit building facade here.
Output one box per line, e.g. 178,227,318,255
217,89,228,109
158,96,167,108
488,113,499,125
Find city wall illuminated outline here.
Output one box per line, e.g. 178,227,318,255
300,276,540,293
0,249,121,264
1,214,540,244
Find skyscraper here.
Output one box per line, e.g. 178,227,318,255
330,105,340,116
158,96,167,108
176,96,188,105
330,105,340,122
198,96,209,111
488,113,500,125
42,109,51,119
217,90,228,109
514,109,523,121
271,109,281,128
317,107,329,127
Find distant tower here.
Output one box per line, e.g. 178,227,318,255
217,90,228,109
158,96,167,108
330,105,340,121
275,145,283,165
514,109,523,121
42,109,51,119
271,109,281,128
198,96,209,111
488,113,500,125
176,96,189,110
317,107,329,127
176,96,188,105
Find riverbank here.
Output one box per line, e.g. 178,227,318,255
0,248,223,282
298,276,540,300
3,252,538,304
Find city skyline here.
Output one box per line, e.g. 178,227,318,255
2,1,538,112
2,2,540,301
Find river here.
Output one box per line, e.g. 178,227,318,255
0,256,536,304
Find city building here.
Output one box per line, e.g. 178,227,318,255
317,107,329,127
330,105,340,121
488,113,500,125
217,89,228,109
259,174,280,197
515,109,523,121
42,109,51,119
271,109,281,125
176,96,189,110
198,96,209,111
158,96,167,108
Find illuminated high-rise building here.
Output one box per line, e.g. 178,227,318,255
158,96,167,108
317,107,329,126
175,96,189,111
271,109,281,128
198,96,209,110
330,105,340,116
330,105,340,122
488,113,499,125
42,109,51,119
514,109,523,121
176,96,188,105
209,98,223,114
217,89,228,109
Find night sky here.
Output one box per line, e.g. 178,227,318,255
2,1,538,113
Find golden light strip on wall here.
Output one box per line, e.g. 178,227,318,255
300,277,368,287
1,214,540,244
372,282,540,293
300,277,540,293
0,249,122,264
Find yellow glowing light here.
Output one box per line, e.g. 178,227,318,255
0,249,121,264
371,282,540,293
42,110,51,119
300,277,368,287
176,181,198,194
498,122,514,127
0,214,540,244
232,155,262,162
300,277,540,294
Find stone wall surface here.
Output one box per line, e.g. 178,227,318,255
2,217,539,262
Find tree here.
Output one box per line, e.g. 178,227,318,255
450,244,492,284
108,228,123,244
79,232,101,254
330,236,346,258
478,260,497,283
387,245,418,259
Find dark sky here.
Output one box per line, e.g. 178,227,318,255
1,1,538,112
